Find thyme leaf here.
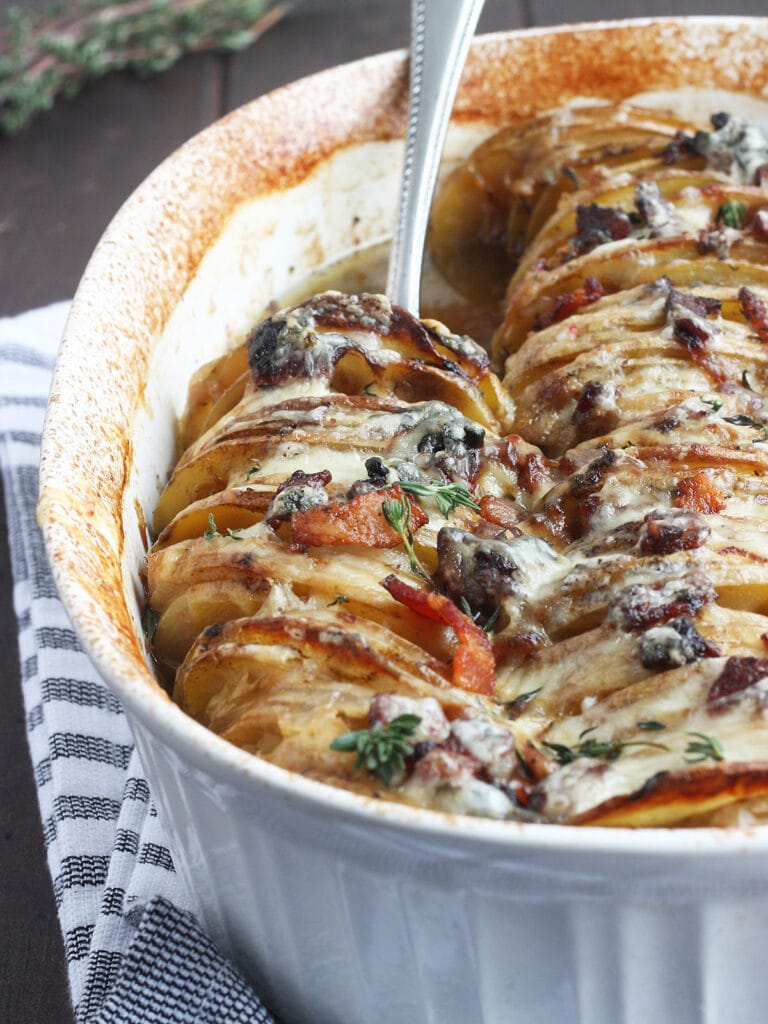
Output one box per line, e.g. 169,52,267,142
330,714,421,786
717,198,747,230
722,412,768,443
637,720,666,731
381,495,430,581
684,731,724,763
327,594,350,607
701,397,723,411
723,414,763,427
399,479,481,517
504,687,542,719
542,735,669,765
204,513,244,540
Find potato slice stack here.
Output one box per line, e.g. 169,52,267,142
148,104,768,826
427,102,768,825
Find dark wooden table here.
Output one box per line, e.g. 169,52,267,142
1,1,765,1021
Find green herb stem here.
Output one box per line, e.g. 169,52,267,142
381,495,430,581
399,479,480,517
330,714,421,786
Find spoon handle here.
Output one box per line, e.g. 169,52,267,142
386,0,485,316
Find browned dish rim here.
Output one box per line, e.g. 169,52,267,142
38,17,768,849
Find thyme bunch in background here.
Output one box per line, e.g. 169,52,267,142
0,0,285,135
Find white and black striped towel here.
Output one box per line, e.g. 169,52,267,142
0,302,276,1024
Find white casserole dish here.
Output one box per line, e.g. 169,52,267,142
38,18,768,1024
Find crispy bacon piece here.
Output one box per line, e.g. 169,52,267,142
291,484,428,548
532,277,605,330
276,469,332,494
674,473,727,514
573,204,632,256
478,494,521,529
519,452,554,494
381,575,496,695
708,657,768,711
738,286,768,343
638,510,710,555
571,379,620,440
664,286,722,320
568,446,616,497
609,573,718,632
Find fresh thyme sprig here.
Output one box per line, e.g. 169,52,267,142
381,495,430,581
330,714,421,786
701,397,723,412
399,479,480,517
684,731,724,764
717,198,747,230
722,412,768,442
542,734,669,766
0,0,284,136
203,512,244,540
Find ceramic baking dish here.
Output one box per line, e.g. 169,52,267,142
38,18,768,1024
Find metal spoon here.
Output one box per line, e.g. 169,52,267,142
386,0,485,316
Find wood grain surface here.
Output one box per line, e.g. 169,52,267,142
0,2,763,1021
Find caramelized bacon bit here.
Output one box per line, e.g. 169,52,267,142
571,380,620,439
659,129,697,165
674,473,727,515
276,469,332,494
708,657,768,711
573,204,632,256
638,616,720,671
673,316,711,353
495,630,547,671
609,574,718,632
478,494,521,530
738,286,768,343
291,484,428,548
381,575,496,695
664,287,722,320
664,287,728,384
569,446,616,497
519,452,553,494
638,510,710,555
532,277,605,330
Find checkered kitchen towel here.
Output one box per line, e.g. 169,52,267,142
0,302,275,1024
